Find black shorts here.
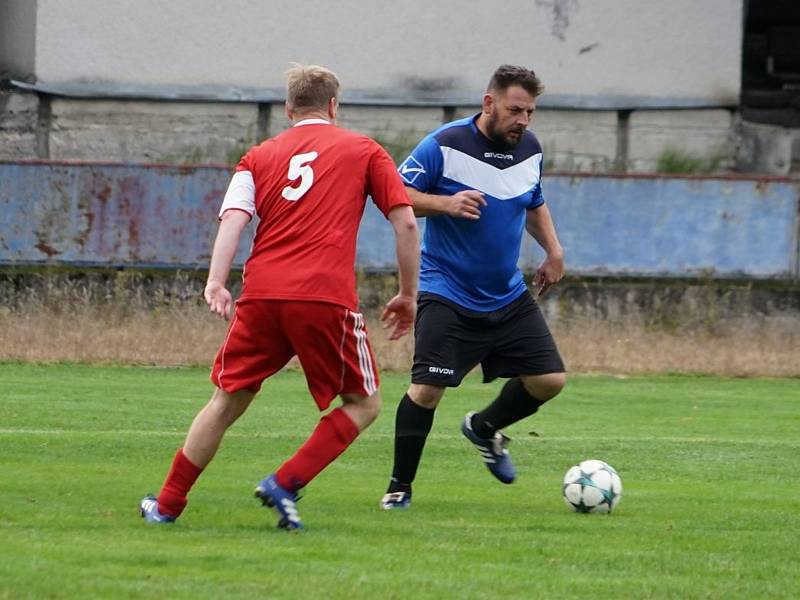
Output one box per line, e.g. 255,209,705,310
411,291,565,387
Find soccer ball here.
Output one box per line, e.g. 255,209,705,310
562,459,622,514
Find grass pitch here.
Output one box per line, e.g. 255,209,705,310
1,363,798,599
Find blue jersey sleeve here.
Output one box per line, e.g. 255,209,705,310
397,135,442,192
529,183,544,209
528,154,545,209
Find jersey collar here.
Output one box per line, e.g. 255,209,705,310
293,118,331,127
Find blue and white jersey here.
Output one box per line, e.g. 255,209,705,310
398,114,545,312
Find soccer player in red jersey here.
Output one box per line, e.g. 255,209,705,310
140,64,419,530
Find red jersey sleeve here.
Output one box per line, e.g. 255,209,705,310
366,143,413,217
235,148,256,174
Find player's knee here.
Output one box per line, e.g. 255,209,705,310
341,391,381,428
361,392,382,424
522,372,566,402
408,383,445,409
209,387,255,425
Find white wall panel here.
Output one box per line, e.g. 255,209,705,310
29,0,742,104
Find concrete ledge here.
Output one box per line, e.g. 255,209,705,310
10,80,739,110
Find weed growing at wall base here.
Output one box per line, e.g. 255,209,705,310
1,364,798,599
655,146,728,174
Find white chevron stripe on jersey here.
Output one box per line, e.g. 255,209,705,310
440,146,542,200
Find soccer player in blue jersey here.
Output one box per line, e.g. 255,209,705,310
381,65,566,509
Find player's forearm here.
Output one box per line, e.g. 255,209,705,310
207,210,250,286
406,187,450,217
526,204,564,258
388,205,420,297
395,233,420,298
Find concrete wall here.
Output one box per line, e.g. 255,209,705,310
0,91,39,158
337,106,445,156
48,99,259,164
1,0,750,172
23,0,741,104
735,120,799,176
0,0,37,79
532,110,621,173
628,109,735,172
2,162,797,279
0,92,739,173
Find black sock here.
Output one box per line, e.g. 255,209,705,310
388,393,435,491
471,378,543,438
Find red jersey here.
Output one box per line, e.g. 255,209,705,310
231,120,411,311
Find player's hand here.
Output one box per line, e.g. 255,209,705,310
446,190,486,220
380,294,417,340
533,251,565,297
204,281,233,320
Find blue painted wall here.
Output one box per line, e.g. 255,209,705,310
0,162,242,268
526,175,799,278
1,162,798,278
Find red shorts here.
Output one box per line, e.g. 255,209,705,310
210,299,380,410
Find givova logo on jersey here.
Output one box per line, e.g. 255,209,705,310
398,155,425,184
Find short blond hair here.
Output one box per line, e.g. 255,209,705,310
285,63,340,114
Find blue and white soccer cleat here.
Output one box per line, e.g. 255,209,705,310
139,494,176,524
461,411,516,484
254,473,304,531
380,491,411,510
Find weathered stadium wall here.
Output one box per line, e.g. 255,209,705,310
1,161,797,279
2,0,759,174
0,91,739,174
2,0,741,103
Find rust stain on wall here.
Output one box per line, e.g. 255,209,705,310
35,242,60,256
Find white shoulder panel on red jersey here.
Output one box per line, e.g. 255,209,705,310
219,170,255,220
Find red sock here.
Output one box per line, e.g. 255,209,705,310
157,448,203,518
275,407,359,491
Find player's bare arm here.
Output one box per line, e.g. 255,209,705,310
525,204,565,296
204,209,250,319
380,204,420,340
406,187,486,220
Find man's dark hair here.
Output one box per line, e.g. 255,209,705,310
487,65,544,97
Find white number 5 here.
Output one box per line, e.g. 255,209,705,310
282,151,319,201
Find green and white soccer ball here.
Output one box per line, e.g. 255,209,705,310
562,459,622,514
